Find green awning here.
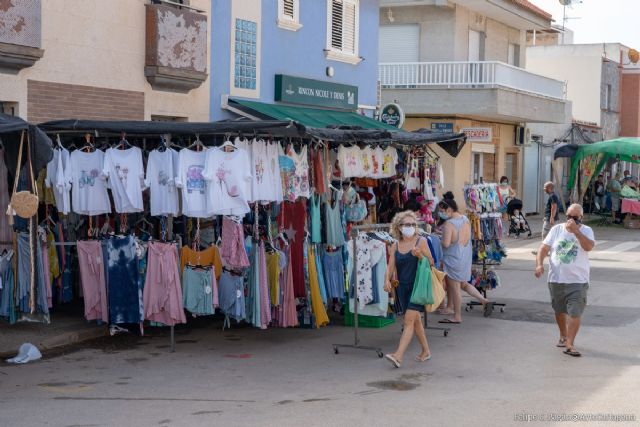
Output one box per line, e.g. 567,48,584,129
230,99,396,130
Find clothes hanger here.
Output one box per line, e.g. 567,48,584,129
187,134,206,152
220,137,238,152
55,134,63,150
81,133,95,152
115,131,132,150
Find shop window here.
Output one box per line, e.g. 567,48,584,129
234,19,258,90
325,0,361,65
278,0,302,31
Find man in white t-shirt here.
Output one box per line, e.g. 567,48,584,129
535,204,595,358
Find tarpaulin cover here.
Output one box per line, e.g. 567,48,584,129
553,144,580,160
0,113,53,176
38,119,304,138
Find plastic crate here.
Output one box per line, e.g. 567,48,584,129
344,305,395,328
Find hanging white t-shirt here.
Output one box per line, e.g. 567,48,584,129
175,148,208,218
67,150,111,216
45,147,71,214
268,141,284,203
203,147,252,216
337,146,362,179
145,148,180,216
103,147,145,213
371,147,385,179
357,147,374,178
249,139,282,203
543,224,595,284
381,147,398,178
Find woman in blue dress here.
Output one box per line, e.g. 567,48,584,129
384,211,434,368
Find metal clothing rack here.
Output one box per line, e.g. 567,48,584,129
465,215,506,315
332,222,448,358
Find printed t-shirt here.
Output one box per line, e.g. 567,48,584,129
175,148,208,218
543,224,595,284
145,149,180,216
103,147,145,213
45,147,71,214
67,149,111,215
203,147,252,216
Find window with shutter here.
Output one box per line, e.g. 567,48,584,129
283,0,294,19
277,0,302,31
326,0,360,64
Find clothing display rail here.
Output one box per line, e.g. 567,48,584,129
464,187,507,315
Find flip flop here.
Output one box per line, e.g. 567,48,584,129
384,354,401,368
556,338,567,348
438,319,461,324
563,348,581,357
483,302,494,317
415,354,432,362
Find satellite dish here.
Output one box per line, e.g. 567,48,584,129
559,0,572,5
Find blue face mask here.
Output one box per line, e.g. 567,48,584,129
439,212,449,220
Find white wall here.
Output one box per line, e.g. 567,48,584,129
0,0,211,121
527,46,603,125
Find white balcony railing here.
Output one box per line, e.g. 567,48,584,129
379,61,566,100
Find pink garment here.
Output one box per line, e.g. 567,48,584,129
221,217,250,269
41,242,52,308
210,268,219,307
77,240,108,322
278,248,298,327
258,242,271,328
143,242,186,326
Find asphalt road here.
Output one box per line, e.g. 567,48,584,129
1,227,639,427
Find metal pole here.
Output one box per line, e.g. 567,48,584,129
352,231,359,346
170,325,175,353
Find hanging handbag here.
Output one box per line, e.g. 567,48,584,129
425,267,447,313
8,131,39,220
409,258,434,306
345,193,368,223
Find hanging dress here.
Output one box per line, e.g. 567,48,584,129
308,246,329,328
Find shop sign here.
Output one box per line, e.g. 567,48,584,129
275,74,358,110
379,103,405,128
461,127,492,142
430,122,454,133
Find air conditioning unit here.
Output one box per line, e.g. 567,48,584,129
515,126,531,146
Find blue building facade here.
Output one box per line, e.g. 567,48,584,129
210,0,380,121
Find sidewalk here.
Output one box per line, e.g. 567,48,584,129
0,306,106,359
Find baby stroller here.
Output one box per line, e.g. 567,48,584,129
507,199,532,238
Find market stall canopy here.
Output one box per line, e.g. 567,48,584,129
566,137,640,191
553,143,580,160
0,113,53,176
229,98,396,130
411,128,467,157
38,118,304,138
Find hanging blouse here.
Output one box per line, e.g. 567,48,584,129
285,145,310,199
278,143,297,202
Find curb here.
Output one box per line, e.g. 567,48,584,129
0,326,107,359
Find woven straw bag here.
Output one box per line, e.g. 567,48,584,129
8,131,39,219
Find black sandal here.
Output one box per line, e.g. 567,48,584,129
563,348,582,357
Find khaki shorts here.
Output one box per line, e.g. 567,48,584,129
548,282,589,317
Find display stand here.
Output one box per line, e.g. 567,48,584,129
332,222,449,358
463,183,507,315
465,256,506,314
